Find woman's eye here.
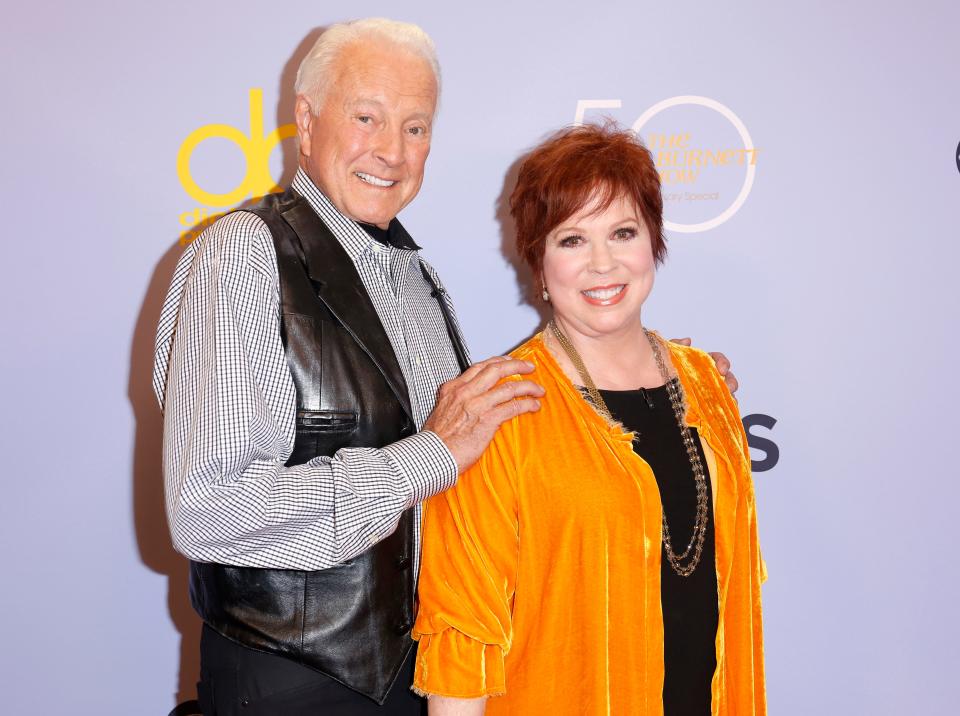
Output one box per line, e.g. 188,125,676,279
614,227,637,240
559,235,583,248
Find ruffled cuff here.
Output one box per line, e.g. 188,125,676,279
412,630,506,698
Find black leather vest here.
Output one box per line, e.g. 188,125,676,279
189,188,467,704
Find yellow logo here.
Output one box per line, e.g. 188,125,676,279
632,96,759,233
645,132,759,186
176,88,296,244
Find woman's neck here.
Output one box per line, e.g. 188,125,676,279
546,316,666,391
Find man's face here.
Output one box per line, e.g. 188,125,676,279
295,42,437,228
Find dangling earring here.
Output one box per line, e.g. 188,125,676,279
541,287,550,302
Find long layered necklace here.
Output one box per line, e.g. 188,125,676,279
548,319,710,577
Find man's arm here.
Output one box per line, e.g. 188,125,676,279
155,213,456,569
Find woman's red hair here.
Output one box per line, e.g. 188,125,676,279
509,123,666,278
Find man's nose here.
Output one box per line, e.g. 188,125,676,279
373,126,404,166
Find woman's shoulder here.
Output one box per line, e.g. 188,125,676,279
664,336,748,453
508,333,544,362
664,338,721,381
664,338,739,416
501,333,548,376
507,333,565,387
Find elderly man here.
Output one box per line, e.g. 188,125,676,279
154,17,735,716
155,18,543,715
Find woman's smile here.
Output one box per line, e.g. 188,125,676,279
581,283,627,306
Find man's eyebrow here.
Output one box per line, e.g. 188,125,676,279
405,110,433,123
347,99,433,123
346,96,386,109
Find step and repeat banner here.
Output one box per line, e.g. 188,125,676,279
2,1,957,713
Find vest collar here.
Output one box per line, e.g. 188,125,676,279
275,191,414,423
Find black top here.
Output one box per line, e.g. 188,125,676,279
598,381,719,716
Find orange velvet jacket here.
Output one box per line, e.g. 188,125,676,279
412,334,766,715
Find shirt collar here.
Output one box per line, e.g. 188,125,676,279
291,169,421,262
358,219,421,250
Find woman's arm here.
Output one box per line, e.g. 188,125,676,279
412,409,522,701
429,696,487,715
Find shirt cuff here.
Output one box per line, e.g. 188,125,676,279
382,431,458,506
412,631,506,699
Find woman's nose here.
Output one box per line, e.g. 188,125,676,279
588,240,615,273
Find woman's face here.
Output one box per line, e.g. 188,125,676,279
542,193,655,342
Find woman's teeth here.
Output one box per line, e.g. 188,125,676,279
356,172,396,187
582,285,625,300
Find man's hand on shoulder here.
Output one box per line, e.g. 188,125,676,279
670,337,739,395
423,357,545,474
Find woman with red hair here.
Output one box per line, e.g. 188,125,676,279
412,124,766,715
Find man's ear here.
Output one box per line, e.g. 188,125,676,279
294,95,314,156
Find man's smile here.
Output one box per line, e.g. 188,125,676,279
355,171,397,188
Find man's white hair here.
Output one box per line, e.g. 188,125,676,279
295,18,441,115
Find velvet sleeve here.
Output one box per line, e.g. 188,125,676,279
708,352,769,706
710,351,769,586
412,416,521,698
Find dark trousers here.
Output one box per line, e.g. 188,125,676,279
198,625,426,715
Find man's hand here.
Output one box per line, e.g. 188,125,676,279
670,337,739,395
424,357,544,473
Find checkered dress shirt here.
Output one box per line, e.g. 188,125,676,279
153,169,467,575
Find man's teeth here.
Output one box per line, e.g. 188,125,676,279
356,172,396,187
583,285,624,300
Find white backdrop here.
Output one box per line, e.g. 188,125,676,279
1,1,958,713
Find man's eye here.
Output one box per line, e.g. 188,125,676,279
408,126,425,136
357,115,373,124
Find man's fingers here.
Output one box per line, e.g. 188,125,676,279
708,351,731,375
473,379,545,413
457,355,509,381
435,357,512,403
489,396,542,425
466,358,536,392
723,369,739,395
670,337,692,347
456,356,534,386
